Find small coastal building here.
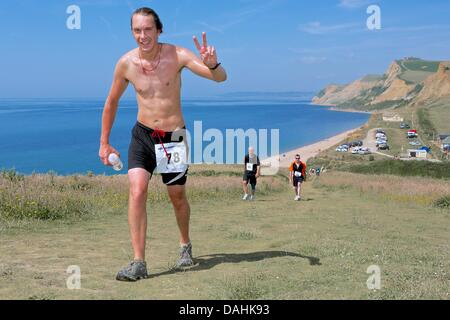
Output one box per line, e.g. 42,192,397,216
383,113,404,122
408,149,428,159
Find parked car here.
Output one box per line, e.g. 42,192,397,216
409,141,421,146
400,123,410,129
336,146,348,152
376,129,386,135
378,143,390,150
407,132,418,138
352,147,362,154
376,140,387,147
350,140,363,147
358,147,371,155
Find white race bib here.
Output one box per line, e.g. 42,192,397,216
294,171,302,177
155,142,188,174
246,163,254,171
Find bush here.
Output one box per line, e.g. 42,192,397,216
434,196,450,209
0,173,97,221
0,187,90,221
1,169,24,183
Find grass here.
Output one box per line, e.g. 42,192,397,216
425,96,450,134
417,108,438,141
434,196,450,209
0,166,284,223
314,171,450,207
398,59,440,73
220,274,266,300
0,165,449,300
341,159,450,179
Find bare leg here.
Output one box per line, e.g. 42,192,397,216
297,182,302,198
292,182,298,196
167,184,191,245
128,168,150,261
242,181,249,195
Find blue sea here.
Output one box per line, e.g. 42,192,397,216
0,93,369,175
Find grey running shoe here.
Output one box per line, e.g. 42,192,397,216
116,260,149,281
177,242,194,268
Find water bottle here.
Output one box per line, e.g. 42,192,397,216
108,153,123,171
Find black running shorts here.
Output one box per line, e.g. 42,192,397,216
293,176,304,186
128,121,188,186
243,173,257,186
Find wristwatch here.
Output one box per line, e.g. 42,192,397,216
208,62,221,70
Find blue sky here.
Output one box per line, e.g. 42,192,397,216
1,0,450,98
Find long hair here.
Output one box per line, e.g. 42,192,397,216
131,7,163,33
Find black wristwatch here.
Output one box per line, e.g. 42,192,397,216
208,62,221,70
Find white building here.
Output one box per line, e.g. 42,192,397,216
383,113,404,122
407,149,427,159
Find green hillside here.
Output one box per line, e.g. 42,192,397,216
1,166,449,299
397,58,440,84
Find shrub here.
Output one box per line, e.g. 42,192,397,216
1,169,24,183
434,196,450,209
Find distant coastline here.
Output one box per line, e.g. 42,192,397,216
262,125,364,168
307,101,373,115
263,104,371,168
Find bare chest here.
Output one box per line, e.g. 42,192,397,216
127,57,181,98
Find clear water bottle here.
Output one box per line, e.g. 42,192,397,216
108,153,123,171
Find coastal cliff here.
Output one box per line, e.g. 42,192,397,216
312,58,450,111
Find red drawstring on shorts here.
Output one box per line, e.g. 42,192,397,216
151,128,170,159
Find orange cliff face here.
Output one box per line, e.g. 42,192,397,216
312,59,450,110
371,77,416,105
413,62,450,105
312,78,382,106
370,61,415,104
311,63,402,107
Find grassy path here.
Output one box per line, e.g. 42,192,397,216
1,172,449,300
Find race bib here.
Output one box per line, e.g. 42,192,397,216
155,142,188,174
294,171,302,177
246,163,254,171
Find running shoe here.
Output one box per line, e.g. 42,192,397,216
116,260,149,282
177,242,194,268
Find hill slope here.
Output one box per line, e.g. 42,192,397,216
312,58,450,111
1,168,449,299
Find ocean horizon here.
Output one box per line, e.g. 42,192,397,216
0,93,370,175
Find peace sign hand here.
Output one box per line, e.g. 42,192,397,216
193,32,218,69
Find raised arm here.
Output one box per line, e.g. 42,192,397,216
99,57,129,165
178,32,227,82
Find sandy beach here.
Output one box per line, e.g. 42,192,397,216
262,126,364,168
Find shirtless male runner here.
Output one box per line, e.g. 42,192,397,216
99,7,227,281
